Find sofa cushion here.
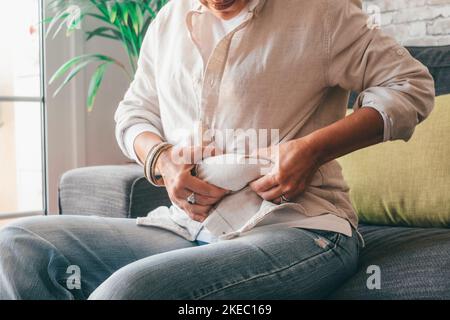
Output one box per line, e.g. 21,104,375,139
59,165,171,218
331,224,450,299
407,46,450,96
338,94,450,228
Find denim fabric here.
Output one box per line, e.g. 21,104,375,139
0,215,359,300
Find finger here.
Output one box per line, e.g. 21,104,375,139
190,213,207,223
272,197,282,205
184,203,212,216
250,174,278,193
283,186,305,201
185,175,229,198
201,145,222,159
258,185,284,201
176,188,221,206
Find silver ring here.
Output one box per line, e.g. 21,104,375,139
281,194,290,203
187,193,196,205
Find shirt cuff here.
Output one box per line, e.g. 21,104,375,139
361,104,392,142
123,123,160,165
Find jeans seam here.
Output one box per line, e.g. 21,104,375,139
194,233,344,300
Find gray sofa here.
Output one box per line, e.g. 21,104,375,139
59,45,450,299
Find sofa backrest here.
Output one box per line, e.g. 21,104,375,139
408,45,450,96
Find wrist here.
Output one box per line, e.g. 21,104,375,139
299,132,327,166
144,142,173,187
155,146,173,176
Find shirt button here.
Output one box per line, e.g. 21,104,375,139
396,48,405,56
209,79,215,87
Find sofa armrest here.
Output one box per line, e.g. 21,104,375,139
59,164,171,219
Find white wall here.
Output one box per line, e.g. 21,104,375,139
365,0,450,45
44,2,130,213
83,20,130,166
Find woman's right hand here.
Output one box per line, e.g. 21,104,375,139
156,146,229,222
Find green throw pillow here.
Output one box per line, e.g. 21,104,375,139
338,94,450,228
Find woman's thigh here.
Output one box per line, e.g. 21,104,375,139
0,215,195,299
90,227,359,300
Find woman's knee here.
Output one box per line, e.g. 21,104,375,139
89,264,176,300
0,217,40,254
0,216,74,273
89,250,205,300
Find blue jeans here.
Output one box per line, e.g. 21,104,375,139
0,215,359,300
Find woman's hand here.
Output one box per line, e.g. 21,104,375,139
156,146,229,222
250,108,386,204
250,138,321,204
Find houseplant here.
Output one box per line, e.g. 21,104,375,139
46,0,169,111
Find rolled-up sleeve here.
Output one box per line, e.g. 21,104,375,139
114,21,164,159
326,0,435,142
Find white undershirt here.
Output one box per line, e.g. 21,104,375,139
194,3,250,65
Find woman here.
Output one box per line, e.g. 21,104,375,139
0,0,434,299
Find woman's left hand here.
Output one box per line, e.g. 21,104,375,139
250,138,322,204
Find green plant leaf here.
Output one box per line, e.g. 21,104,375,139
46,10,69,38
86,26,120,41
52,60,92,97
107,1,118,23
127,2,142,35
49,54,115,84
45,0,170,110
119,2,129,24
87,62,111,112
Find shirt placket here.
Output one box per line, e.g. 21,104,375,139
186,9,255,134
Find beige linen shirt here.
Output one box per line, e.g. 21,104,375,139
115,0,435,238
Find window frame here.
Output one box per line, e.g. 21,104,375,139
0,0,48,218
